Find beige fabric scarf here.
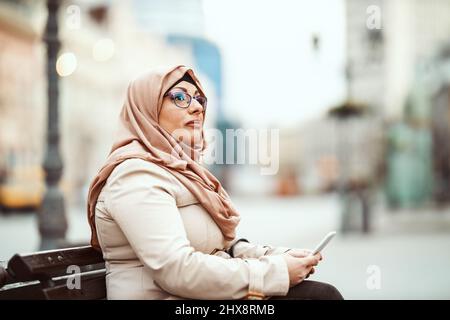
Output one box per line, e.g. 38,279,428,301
86,65,240,251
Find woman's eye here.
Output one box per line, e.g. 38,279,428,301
173,93,186,101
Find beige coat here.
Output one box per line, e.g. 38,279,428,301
95,158,291,300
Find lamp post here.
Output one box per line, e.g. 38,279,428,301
38,0,68,250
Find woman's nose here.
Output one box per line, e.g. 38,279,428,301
188,99,204,114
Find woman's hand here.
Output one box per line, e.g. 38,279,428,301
282,252,321,287
286,249,322,280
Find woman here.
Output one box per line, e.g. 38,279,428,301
87,65,343,300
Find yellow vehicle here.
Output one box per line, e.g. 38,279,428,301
0,165,44,211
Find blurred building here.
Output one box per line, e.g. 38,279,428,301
0,0,45,210
346,0,450,207
346,0,450,119
385,48,450,208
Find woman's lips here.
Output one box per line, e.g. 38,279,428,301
185,120,202,128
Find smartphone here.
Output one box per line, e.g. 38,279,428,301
310,231,337,256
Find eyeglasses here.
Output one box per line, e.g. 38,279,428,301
164,90,207,112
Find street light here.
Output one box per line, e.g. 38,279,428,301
38,0,68,250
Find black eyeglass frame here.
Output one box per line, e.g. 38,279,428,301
163,90,207,112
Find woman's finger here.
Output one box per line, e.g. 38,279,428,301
302,255,319,266
309,256,320,267
288,249,311,258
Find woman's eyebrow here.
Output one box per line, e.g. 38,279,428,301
173,86,199,95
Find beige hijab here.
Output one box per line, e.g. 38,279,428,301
87,65,240,251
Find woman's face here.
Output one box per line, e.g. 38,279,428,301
159,81,205,148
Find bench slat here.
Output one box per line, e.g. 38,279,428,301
0,282,46,300
42,273,107,300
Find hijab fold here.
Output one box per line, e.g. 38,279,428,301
87,65,240,251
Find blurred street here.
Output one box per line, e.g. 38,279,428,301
1,193,450,299
234,194,450,300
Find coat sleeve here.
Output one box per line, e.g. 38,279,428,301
104,159,290,300
226,238,292,259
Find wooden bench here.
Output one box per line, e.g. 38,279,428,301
0,246,106,300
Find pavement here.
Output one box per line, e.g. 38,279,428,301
1,193,450,299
